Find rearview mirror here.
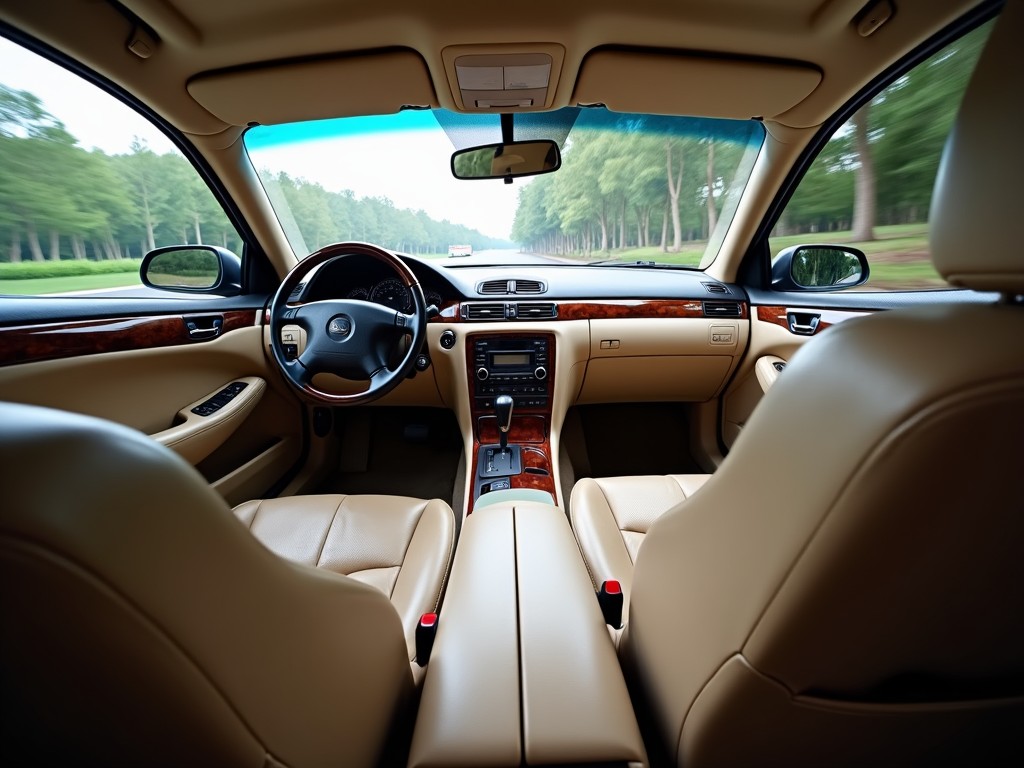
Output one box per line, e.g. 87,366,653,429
451,140,561,181
771,245,869,291
141,245,242,296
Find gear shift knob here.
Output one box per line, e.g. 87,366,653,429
495,395,514,451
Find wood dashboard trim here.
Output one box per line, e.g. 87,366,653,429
0,310,256,367
435,299,747,322
469,441,557,514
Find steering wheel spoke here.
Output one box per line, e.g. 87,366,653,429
289,359,315,388
268,243,427,405
393,310,417,335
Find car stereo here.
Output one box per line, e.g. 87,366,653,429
472,336,549,409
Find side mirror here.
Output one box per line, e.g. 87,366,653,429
771,245,869,291
141,245,242,296
451,140,561,181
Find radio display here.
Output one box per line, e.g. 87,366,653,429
492,352,531,367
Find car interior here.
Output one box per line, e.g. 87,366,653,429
1,0,1022,766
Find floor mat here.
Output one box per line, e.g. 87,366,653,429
319,407,463,505
573,403,704,478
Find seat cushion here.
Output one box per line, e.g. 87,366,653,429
570,475,709,614
234,494,455,662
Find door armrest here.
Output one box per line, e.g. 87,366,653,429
151,376,265,464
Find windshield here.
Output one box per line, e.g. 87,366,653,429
245,108,763,268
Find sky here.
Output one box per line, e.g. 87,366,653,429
0,35,526,240
247,119,528,241
0,36,175,155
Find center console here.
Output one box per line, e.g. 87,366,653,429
408,500,648,767
467,333,557,511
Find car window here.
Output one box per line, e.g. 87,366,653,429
0,36,241,298
769,21,992,292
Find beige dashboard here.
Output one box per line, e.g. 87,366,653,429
279,301,751,514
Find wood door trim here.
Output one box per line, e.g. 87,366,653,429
0,310,257,367
755,305,874,336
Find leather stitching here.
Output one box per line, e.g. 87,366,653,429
315,496,347,569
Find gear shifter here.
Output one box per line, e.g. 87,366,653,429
495,394,513,452
478,394,522,479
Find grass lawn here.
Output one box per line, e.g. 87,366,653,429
544,223,945,290
0,272,144,296
768,223,929,257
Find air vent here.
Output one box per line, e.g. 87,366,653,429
703,282,728,294
475,279,547,295
703,301,742,318
479,280,511,294
516,302,557,319
464,303,506,321
514,279,545,294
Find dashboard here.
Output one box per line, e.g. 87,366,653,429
289,248,752,429
294,250,749,310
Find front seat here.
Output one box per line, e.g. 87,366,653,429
570,474,709,611
622,5,1024,766
232,494,454,665
0,403,416,767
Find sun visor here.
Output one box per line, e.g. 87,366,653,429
187,50,437,126
573,51,821,120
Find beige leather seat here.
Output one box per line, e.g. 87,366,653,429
570,474,709,609
0,403,421,767
233,494,454,664
622,6,1024,766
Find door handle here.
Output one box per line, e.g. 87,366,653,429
787,311,820,336
185,315,223,341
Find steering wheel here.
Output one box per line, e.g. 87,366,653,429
268,242,427,405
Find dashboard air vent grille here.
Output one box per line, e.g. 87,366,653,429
703,282,728,294
476,279,547,295
479,280,511,294
516,302,557,319
703,301,742,318
514,279,545,294
464,303,506,321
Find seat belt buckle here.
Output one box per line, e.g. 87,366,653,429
416,612,438,666
597,580,623,629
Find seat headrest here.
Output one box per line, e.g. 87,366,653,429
930,0,1024,294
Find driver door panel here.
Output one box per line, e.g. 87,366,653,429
0,305,303,505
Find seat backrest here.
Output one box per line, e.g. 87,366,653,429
0,402,413,767
623,3,1024,766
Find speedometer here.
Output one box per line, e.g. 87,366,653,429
369,278,412,311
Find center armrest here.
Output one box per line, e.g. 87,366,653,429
409,501,647,767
